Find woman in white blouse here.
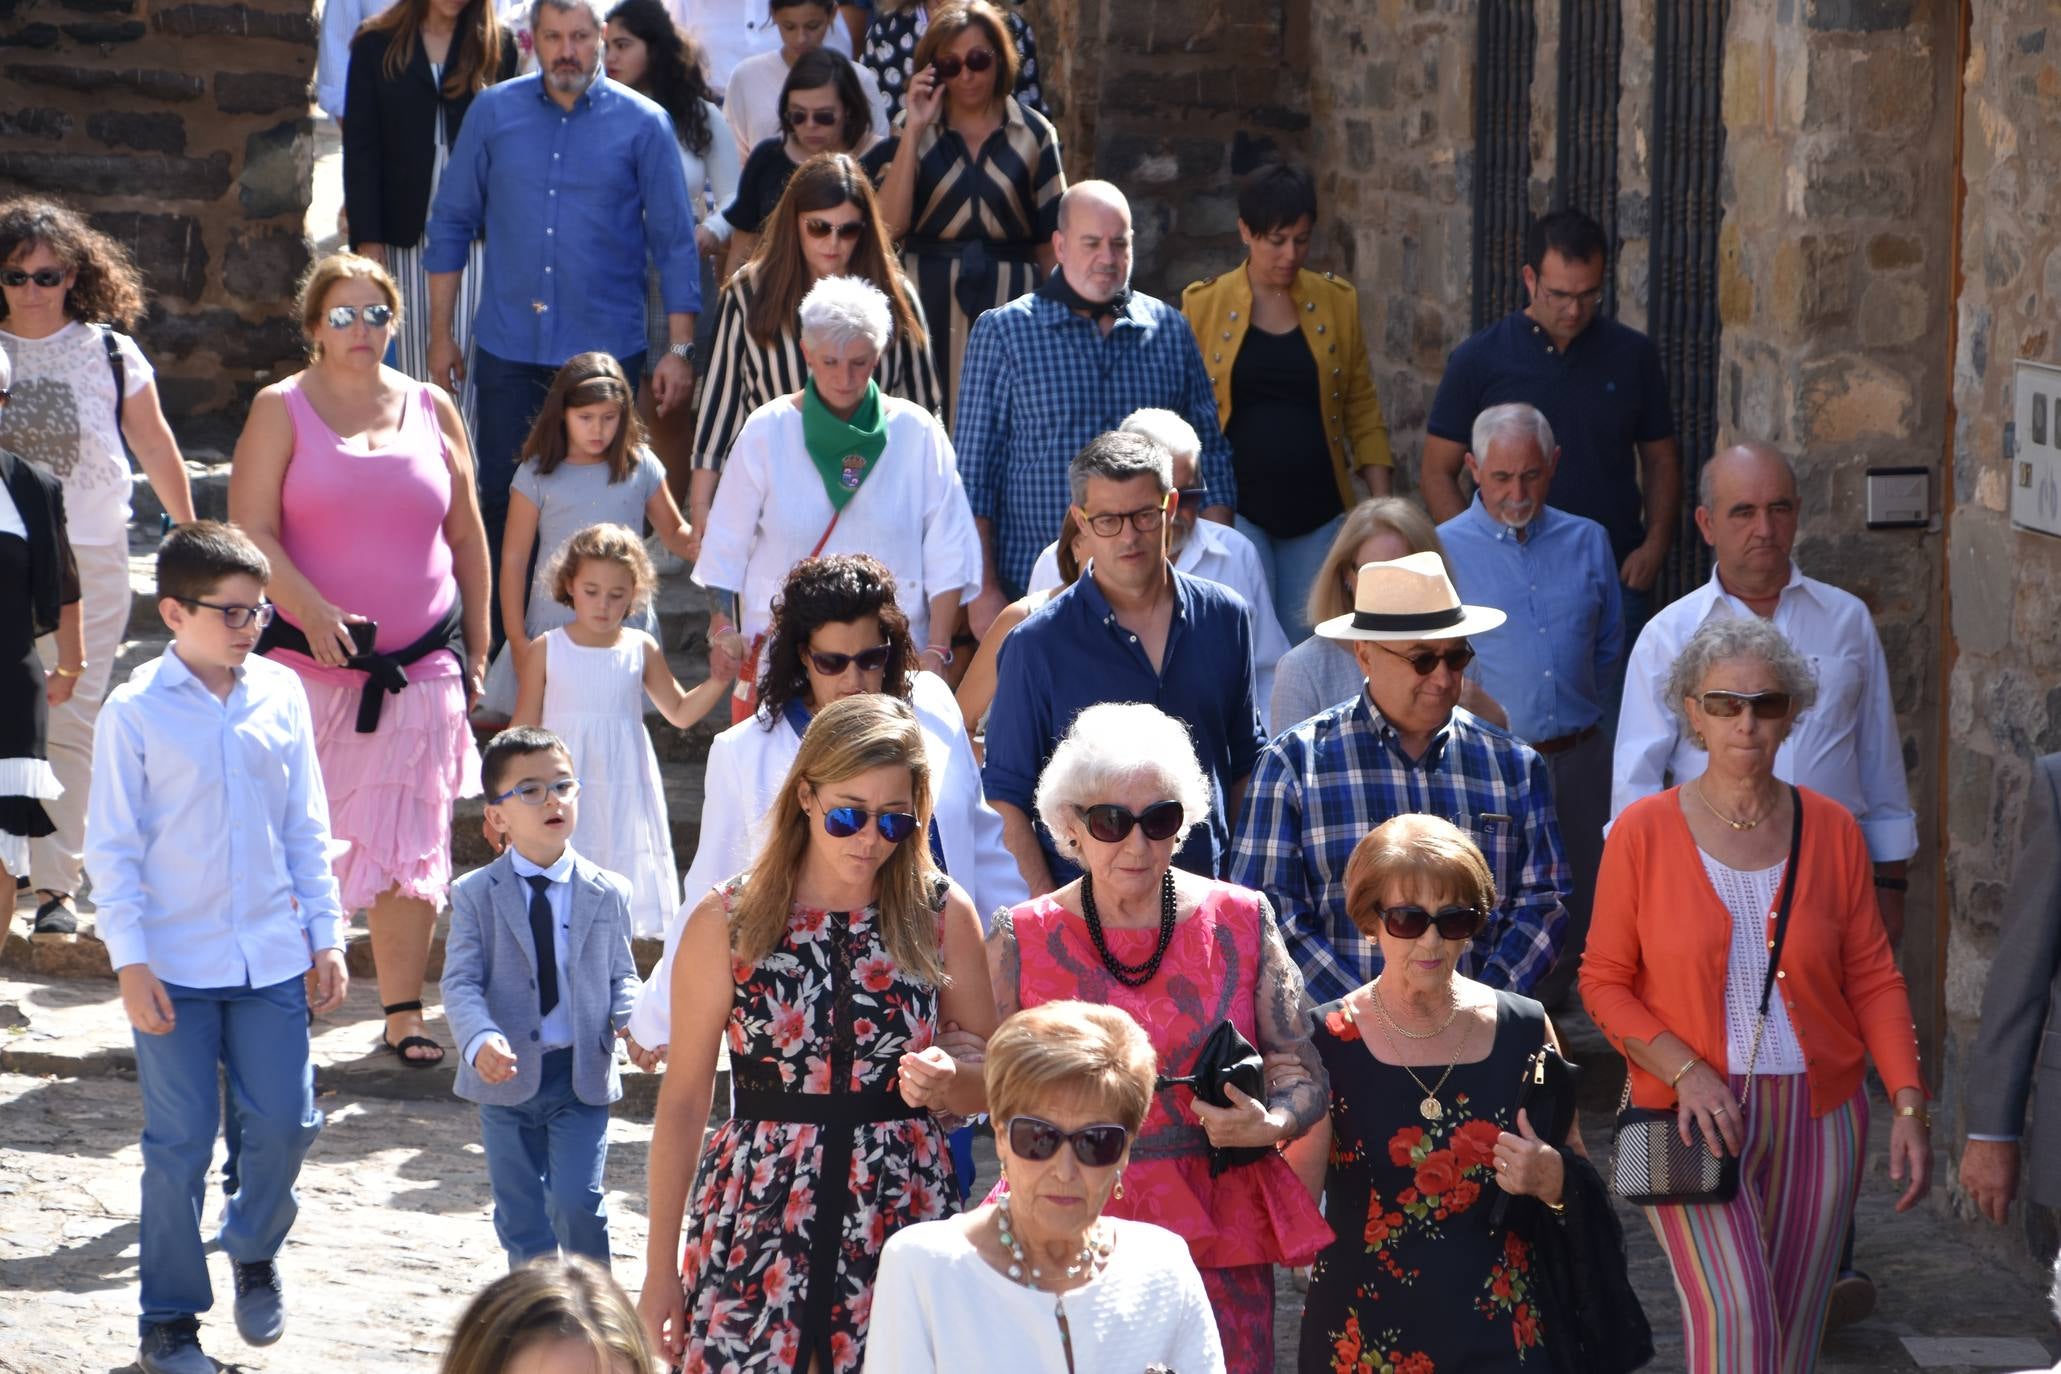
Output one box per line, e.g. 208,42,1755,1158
864,1000,1226,1374
694,273,978,682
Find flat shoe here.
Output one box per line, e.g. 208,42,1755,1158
232,1259,285,1346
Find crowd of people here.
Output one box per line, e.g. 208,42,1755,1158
11,0,2061,1370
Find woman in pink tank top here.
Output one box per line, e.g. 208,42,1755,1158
228,253,491,1067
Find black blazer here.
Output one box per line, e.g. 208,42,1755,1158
343,24,517,250
1,448,80,640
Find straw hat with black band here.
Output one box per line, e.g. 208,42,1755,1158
1314,551,1507,643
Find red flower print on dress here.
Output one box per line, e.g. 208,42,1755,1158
782,1183,814,1231
769,1001,807,1052
1332,1312,1364,1368
830,1329,858,1372
1413,1149,1460,1200
1448,1178,1481,1213
1512,1301,1540,1350
856,953,896,992
1452,1118,1502,1169
1325,1007,1361,1041
762,1254,793,1306
853,1016,878,1042
1388,1126,1427,1167
792,907,827,939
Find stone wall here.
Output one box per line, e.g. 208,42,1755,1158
0,0,316,451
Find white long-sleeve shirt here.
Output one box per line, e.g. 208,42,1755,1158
670,0,855,96
722,48,890,165
1610,562,1919,861
85,648,344,988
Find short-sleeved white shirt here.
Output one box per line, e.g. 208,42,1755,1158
0,321,152,546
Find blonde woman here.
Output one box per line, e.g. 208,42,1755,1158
640,693,997,1371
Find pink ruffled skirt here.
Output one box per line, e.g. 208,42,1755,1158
297,668,480,913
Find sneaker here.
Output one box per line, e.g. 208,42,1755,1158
137,1316,213,1374
232,1259,285,1346
1826,1268,1876,1330
30,895,76,943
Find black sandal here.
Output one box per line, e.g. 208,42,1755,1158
378,999,445,1068
31,893,77,943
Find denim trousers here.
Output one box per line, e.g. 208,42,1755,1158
1235,511,1345,644
131,974,321,1333
476,1048,612,1269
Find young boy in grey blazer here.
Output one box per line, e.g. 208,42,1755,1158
441,727,642,1269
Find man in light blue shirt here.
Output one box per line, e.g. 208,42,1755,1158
1438,402,1621,1004
85,523,347,1374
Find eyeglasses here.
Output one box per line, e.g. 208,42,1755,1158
325,303,395,329
806,643,892,676
1173,485,1208,513
1006,1115,1128,1168
1078,501,1170,537
1695,690,1793,720
1378,642,1475,676
1,268,66,289
1077,800,1184,844
821,806,919,843
802,217,865,243
932,47,996,80
1538,285,1604,308
179,597,277,630
1373,903,1488,942
490,777,581,805
786,107,842,128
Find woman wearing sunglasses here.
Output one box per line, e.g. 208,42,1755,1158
687,153,939,559
866,1000,1225,1372
869,0,1064,426
862,0,1045,126
1584,615,1928,1371
985,701,1331,1372
229,251,492,1067
640,693,998,1369
721,47,882,282
0,197,195,943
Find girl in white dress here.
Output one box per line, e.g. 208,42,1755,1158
511,522,734,937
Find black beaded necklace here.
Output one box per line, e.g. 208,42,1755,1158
1079,869,1178,988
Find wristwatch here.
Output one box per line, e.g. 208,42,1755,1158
667,341,696,364
1894,1103,1931,1130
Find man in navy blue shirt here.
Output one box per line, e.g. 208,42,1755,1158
983,429,1266,892
1420,209,1678,659
423,0,700,625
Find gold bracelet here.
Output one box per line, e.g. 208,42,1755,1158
1542,1197,1568,1217
1668,1055,1703,1089
54,662,85,678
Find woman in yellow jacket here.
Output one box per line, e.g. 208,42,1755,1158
1181,162,1392,640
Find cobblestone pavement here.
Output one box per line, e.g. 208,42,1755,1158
3,961,2057,1372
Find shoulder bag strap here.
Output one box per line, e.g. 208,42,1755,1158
1738,785,1805,1097
100,326,132,462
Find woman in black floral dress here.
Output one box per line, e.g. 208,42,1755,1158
639,693,997,1372
1287,814,1580,1373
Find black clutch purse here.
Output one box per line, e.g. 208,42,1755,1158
1156,1019,1269,1176
1487,1040,1581,1230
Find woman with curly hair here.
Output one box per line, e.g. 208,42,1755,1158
0,196,195,942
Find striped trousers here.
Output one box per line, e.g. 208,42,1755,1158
1644,1073,1867,1374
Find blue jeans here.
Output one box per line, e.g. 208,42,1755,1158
1234,511,1345,644
476,1048,612,1269
132,975,321,1333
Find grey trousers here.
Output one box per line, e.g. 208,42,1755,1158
1534,723,1612,1007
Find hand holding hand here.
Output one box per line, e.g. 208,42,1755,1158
474,1033,519,1085
934,1021,987,1067
1673,1060,1742,1159
620,1027,667,1072
895,1044,956,1109
118,965,176,1035
1191,1083,1288,1149
1959,1137,2019,1225
1493,1108,1565,1205
308,947,350,1015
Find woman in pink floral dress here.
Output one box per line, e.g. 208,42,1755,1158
639,694,997,1372
987,703,1333,1372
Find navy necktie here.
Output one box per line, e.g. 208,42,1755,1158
524,873,559,1017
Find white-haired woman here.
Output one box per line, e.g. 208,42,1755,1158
985,701,1332,1373
1584,615,1929,1371
694,272,980,722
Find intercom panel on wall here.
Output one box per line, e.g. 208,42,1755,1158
2012,358,2061,538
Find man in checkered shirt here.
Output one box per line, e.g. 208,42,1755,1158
1229,553,1571,1005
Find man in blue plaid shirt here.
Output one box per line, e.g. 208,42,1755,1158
1229,553,1570,1005
953,180,1236,623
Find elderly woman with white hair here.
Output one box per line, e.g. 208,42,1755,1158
985,700,1332,1372
694,272,980,720
1584,614,1929,1371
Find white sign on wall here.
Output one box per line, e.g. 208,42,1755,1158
2012,358,2061,537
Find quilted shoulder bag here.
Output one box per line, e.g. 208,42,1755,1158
1609,786,1800,1206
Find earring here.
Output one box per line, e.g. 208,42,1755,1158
1112,1173,1125,1201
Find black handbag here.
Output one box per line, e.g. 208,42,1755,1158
1608,786,1801,1206
1156,1019,1269,1176
1486,1038,1581,1231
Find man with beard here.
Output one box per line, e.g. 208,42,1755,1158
422,0,700,627
953,181,1235,631
1436,402,1622,1005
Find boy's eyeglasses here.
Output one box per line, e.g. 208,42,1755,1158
1378,643,1475,677
806,643,892,676
822,806,919,842
1006,1115,1128,1167
1078,501,1169,537
802,217,865,242
179,598,276,630
1,268,66,288
1374,903,1487,942
325,303,395,329
786,107,842,128
932,48,996,80
1696,690,1793,720
490,777,582,805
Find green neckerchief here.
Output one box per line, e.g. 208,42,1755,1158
800,377,889,512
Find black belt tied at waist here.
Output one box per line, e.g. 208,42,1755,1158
731,1085,928,1125
258,601,466,734
1531,722,1602,757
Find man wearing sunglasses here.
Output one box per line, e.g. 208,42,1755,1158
1230,552,1570,1005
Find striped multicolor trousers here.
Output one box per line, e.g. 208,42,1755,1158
1643,1073,1867,1373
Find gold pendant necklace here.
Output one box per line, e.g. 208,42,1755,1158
1695,778,1769,832
1366,985,1471,1121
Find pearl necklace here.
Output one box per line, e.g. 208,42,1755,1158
995,1197,1112,1288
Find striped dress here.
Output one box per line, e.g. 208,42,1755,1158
385,59,484,434
861,96,1064,428
689,264,944,478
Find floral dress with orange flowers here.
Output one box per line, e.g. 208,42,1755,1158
677,878,957,1374
1301,989,1553,1373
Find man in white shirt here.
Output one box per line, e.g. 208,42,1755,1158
1026,409,1292,733
1610,440,1916,1328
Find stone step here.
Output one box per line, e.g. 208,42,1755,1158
129,460,231,532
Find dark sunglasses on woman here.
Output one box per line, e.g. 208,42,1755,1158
931,47,995,80
807,643,892,676
1375,903,1488,942
802,217,865,243
325,303,394,329
1696,689,1793,719
1,268,66,288
822,806,919,843
786,107,842,128
1378,642,1476,677
1077,800,1184,844
1006,1115,1129,1168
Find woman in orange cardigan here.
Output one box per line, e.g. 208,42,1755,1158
1581,616,1929,1372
